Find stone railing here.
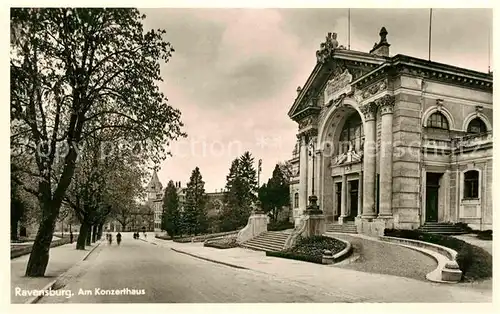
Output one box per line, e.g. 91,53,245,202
422,138,453,151
379,236,462,282
453,131,492,149
236,211,268,244
283,215,308,250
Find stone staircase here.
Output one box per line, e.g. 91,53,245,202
325,221,358,234
240,230,292,252
417,222,468,235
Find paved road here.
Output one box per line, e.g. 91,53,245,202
38,233,363,303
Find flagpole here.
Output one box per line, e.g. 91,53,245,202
428,8,433,61
488,20,491,73
348,8,351,50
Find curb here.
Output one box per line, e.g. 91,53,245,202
26,240,103,304
170,248,249,270
332,237,353,263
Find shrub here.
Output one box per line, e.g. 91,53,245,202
289,235,346,258
204,236,238,249
267,220,295,231
477,230,492,240
384,228,492,281
266,235,347,265
453,222,473,233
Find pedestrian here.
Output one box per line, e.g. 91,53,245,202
70,231,73,244
116,232,122,245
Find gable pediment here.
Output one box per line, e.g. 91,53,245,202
288,53,384,122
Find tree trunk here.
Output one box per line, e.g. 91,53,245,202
24,205,58,277
91,224,98,243
11,219,19,241
97,223,103,240
86,224,92,246
76,221,89,250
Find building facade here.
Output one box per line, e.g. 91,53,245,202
147,171,164,232
288,28,493,234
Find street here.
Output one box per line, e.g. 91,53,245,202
38,233,362,303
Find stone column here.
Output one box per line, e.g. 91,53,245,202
378,95,395,217
299,134,309,216
358,171,363,217
361,102,378,219
339,175,347,224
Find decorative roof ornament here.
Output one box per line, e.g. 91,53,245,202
369,27,391,56
316,32,339,63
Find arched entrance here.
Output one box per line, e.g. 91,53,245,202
317,99,366,223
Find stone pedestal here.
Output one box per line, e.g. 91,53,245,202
236,212,268,244
303,195,326,237
355,217,393,237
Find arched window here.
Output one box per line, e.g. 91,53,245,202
464,170,479,199
339,112,364,154
427,112,449,130
294,193,299,208
467,118,487,134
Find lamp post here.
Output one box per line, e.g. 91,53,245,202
307,140,322,214
309,143,315,196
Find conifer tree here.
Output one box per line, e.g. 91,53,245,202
162,180,181,237
183,167,207,235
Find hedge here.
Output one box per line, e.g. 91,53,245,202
385,229,492,281
11,237,72,259
267,220,295,231
204,236,239,249
477,230,492,240
170,230,240,243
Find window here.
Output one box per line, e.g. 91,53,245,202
427,112,449,130
294,193,299,208
339,112,364,154
467,118,487,134
464,170,479,199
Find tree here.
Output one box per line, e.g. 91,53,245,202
161,180,181,237
182,167,207,235
238,151,258,207
258,164,290,223
11,8,185,276
219,152,258,231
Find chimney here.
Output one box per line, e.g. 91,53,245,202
369,27,390,57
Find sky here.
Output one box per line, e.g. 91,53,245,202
139,8,493,192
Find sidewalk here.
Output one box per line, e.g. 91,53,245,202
11,241,100,304
151,237,492,303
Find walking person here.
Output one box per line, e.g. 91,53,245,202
69,231,73,244
116,232,122,245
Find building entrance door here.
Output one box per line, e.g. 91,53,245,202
425,173,441,222
348,180,359,220
335,182,342,221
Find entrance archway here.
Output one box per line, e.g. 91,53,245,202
317,98,365,222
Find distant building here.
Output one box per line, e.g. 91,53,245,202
146,171,163,232
145,172,227,233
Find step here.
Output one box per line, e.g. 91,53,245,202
245,239,286,247
241,243,284,252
